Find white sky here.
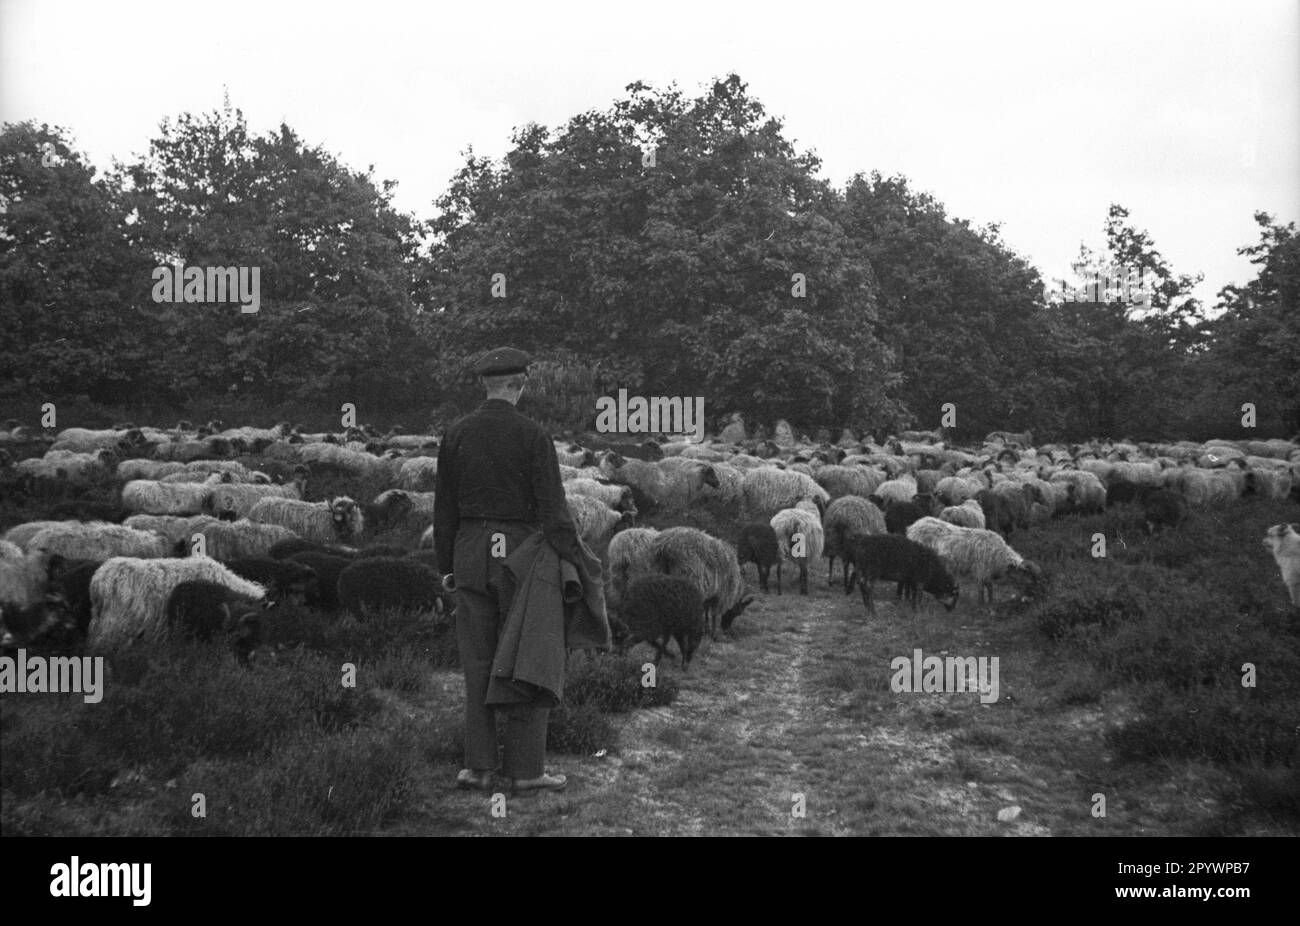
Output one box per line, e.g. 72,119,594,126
2,0,1296,308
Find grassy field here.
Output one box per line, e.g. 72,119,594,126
2,457,1299,836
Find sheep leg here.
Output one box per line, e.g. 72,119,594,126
799,561,808,596
777,563,782,596
759,564,770,594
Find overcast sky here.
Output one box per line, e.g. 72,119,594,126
2,0,1296,308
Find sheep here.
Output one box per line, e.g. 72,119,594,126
48,558,101,639
703,461,746,509
989,481,1033,531
362,490,418,534
934,474,987,507
598,452,719,512
813,465,884,500
248,496,365,544
287,551,353,610
872,474,918,505
116,459,185,482
152,436,235,461
15,449,116,488
769,505,825,596
564,478,639,514
940,499,986,529
736,522,782,594
45,499,130,523
905,518,1041,604
355,543,411,559
1,549,58,614
396,456,439,490
88,556,265,647
843,534,959,616
180,519,299,561
1141,488,1189,535
976,488,1016,537
605,527,660,611
822,495,887,588
556,445,597,468
1262,524,1300,608
121,478,219,515
1171,467,1240,507
204,482,302,520
884,498,928,536
298,442,389,478
165,580,263,665
122,514,222,547
611,575,706,668
26,522,170,560
1243,466,1293,501
738,468,831,522
1049,471,1106,514
2,521,66,550
221,557,318,603
650,527,754,638
336,557,444,617
566,495,635,559
0,539,22,559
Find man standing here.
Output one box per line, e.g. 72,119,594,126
434,347,585,793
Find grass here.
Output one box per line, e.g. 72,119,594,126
3,446,1299,835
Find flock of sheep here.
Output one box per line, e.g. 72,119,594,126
2,418,1299,670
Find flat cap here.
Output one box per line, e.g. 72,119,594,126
474,346,532,376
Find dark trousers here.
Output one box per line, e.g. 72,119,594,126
454,520,548,779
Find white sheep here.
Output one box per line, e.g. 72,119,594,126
121,477,220,515
813,464,885,500
604,526,661,610
27,522,170,560
770,504,825,595
206,482,302,519
649,526,753,638
821,495,886,588
116,459,185,481
939,499,987,529
1262,524,1300,608
248,496,365,544
123,514,223,547
0,539,23,559
88,556,265,647
905,517,1040,603
566,495,635,559
565,478,638,513
16,449,116,487
182,519,299,560
3,521,66,551
598,452,719,511
397,456,439,490
738,467,830,522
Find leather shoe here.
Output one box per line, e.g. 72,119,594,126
456,768,493,791
511,772,567,793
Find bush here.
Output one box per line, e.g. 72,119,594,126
547,701,616,755
563,651,679,713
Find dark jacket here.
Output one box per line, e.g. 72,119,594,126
434,398,583,576
486,531,611,707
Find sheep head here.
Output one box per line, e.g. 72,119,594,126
330,497,363,539
720,593,756,631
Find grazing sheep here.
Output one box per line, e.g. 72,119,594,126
248,496,365,544
736,522,782,594
605,527,661,611
566,495,635,559
939,499,986,529
397,456,439,490
612,575,706,668
205,482,302,519
738,468,831,522
26,522,170,560
1141,488,1190,535
702,461,746,508
123,514,222,547
360,489,417,535
287,552,353,610
934,474,987,507
564,478,639,514
2,521,65,550
181,519,299,561
116,459,186,481
650,527,754,638
1050,471,1106,514
905,518,1041,604
15,449,116,488
989,481,1033,530
1243,466,1293,501
1262,524,1300,608
884,498,928,535
770,505,825,596
89,556,265,647
51,426,145,453
222,557,318,603
336,557,444,617
873,474,918,505
598,452,719,512
165,580,263,665
975,488,1015,537
556,445,597,468
813,465,884,500
822,495,887,587
296,442,387,478
355,543,411,559
121,477,220,515
844,533,959,615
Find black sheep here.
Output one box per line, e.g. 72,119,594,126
223,557,319,603
975,488,1014,537
845,534,959,616
336,557,443,617
46,500,130,523
354,543,410,559
49,558,102,639
267,537,358,560
165,580,264,665
884,498,927,535
286,552,353,610
1105,480,1142,507
1141,488,1189,535
615,574,706,668
736,522,782,594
